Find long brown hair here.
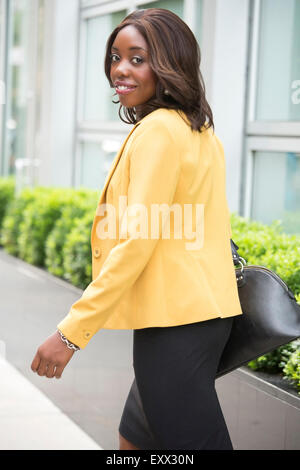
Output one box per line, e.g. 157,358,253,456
104,8,214,133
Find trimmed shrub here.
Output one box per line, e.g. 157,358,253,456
247,340,300,374
230,215,300,295
62,211,95,289
1,187,48,255
17,188,81,266
45,193,97,277
283,347,300,394
0,177,15,239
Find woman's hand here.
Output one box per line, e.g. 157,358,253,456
31,330,75,379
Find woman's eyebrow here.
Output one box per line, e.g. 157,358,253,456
111,46,147,52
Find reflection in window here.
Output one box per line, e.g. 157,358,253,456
83,10,127,122
80,140,120,189
255,0,300,121
3,0,44,180
4,0,30,175
195,0,203,47
251,151,300,234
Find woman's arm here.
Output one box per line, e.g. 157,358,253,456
57,121,181,348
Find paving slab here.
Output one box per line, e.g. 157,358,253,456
0,356,101,450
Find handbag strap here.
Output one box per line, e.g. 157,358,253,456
230,239,240,266
230,239,247,286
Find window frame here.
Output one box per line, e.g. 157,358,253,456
244,136,300,219
0,0,8,175
242,0,300,225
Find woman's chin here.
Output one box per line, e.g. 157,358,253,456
119,98,137,108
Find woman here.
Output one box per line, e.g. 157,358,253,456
31,8,243,450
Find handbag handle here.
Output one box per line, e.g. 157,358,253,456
230,239,247,267
230,239,247,286
230,239,240,266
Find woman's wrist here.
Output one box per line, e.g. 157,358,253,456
57,329,80,351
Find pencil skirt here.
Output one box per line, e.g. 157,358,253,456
119,316,234,450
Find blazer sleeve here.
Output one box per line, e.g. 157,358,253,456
57,121,181,349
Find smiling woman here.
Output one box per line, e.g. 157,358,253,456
32,7,242,452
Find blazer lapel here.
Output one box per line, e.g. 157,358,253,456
98,121,141,205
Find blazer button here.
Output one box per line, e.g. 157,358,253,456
93,247,101,258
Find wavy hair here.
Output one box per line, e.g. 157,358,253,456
104,8,214,133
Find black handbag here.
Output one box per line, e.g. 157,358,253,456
216,239,300,378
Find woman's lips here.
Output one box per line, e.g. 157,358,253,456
115,85,137,95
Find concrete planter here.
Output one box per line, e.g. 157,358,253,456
216,365,300,450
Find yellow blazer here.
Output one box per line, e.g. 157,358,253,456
57,108,243,349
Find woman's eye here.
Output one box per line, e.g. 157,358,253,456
110,54,119,62
132,57,143,64
110,54,143,64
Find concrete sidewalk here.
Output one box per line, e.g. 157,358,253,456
0,355,101,450
0,247,133,450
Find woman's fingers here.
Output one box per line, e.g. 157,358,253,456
54,364,65,379
31,352,41,373
32,354,60,378
31,351,56,377
37,358,49,376
46,363,57,379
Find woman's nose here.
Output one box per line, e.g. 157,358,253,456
114,59,130,77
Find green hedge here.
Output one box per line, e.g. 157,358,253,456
45,191,97,279
0,186,49,255
62,211,95,289
0,177,16,239
283,346,300,394
0,180,299,394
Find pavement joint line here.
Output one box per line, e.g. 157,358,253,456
17,266,46,282
0,248,83,295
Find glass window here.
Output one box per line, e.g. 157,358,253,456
255,0,300,121
0,0,5,78
4,0,31,175
195,0,203,47
251,151,300,234
138,0,183,17
2,0,44,179
0,0,6,174
80,140,120,189
83,10,127,122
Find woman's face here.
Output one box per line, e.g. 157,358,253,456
110,25,158,112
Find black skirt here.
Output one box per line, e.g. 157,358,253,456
119,316,234,450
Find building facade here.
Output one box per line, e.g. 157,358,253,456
0,0,299,232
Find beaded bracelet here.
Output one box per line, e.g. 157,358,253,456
57,330,80,351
